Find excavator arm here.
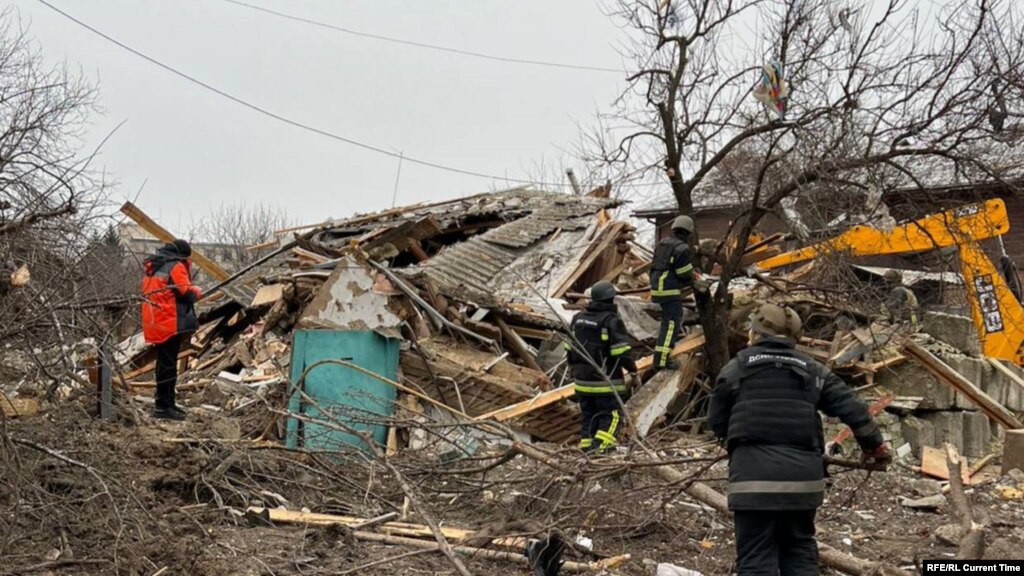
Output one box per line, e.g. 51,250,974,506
754,198,1024,366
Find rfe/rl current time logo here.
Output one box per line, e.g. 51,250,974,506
974,274,1004,333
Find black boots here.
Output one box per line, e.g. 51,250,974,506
153,405,187,421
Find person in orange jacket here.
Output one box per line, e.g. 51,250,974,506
141,239,201,420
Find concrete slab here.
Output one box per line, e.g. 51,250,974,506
962,411,992,458
922,312,981,356
948,356,987,410
1004,429,1024,474
901,416,936,458
878,363,956,410
922,411,964,454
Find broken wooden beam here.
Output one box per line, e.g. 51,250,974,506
246,506,523,548
473,385,576,422
494,317,546,380
350,531,624,573
986,357,1024,396
902,341,1022,429
120,201,231,282
636,332,706,374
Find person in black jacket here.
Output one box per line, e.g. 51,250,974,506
650,215,697,370
708,303,891,575
566,281,638,453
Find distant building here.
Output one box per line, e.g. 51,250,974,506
116,223,245,283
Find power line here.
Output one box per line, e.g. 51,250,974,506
32,0,573,187
219,0,624,75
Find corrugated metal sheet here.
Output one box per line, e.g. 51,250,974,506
416,193,617,296
421,237,517,295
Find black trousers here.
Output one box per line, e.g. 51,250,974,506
154,335,182,410
734,509,818,576
578,395,621,452
654,299,683,369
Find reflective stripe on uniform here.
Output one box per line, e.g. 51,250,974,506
601,328,609,342
606,410,620,437
563,341,572,350
595,410,619,450
727,479,826,494
579,438,593,449
610,344,631,356
675,263,693,276
658,320,676,367
657,271,669,294
574,380,628,394
650,289,682,297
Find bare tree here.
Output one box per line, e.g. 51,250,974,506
0,9,119,361
189,202,293,269
586,0,1024,370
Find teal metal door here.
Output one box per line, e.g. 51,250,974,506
286,330,399,454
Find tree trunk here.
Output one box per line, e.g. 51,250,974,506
695,290,732,374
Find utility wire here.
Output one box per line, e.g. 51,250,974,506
219,0,624,74
32,0,569,186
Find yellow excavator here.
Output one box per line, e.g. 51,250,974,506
751,198,1024,366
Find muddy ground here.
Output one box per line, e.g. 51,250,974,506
1,396,1022,576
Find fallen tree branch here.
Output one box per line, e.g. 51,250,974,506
946,443,986,559
350,530,623,573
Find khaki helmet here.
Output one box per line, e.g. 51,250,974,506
672,215,695,235
590,280,618,302
883,270,903,284
750,303,803,341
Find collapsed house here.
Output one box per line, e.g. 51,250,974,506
6,186,1024,575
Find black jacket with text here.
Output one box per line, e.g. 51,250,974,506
708,337,883,510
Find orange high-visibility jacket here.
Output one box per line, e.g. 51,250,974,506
141,248,201,344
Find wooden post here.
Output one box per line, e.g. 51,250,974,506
494,316,548,383
98,339,113,421
566,168,582,195
119,201,231,282
902,341,1023,429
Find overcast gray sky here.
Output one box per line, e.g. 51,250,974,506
11,0,627,231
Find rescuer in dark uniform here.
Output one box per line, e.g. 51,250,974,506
650,215,697,370
708,303,891,575
566,281,638,453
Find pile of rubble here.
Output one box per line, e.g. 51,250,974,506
3,186,1024,575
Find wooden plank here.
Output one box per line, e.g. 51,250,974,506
473,385,576,422
863,354,906,372
291,246,330,264
120,201,231,282
123,349,195,380
494,317,546,379
549,222,625,298
903,341,1023,429
506,325,554,341
920,445,970,483
0,395,39,417
743,232,786,254
248,507,524,548
250,284,285,308
408,242,430,262
636,332,706,374
986,358,1024,395
738,246,782,267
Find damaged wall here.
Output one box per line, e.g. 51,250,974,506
299,257,402,335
